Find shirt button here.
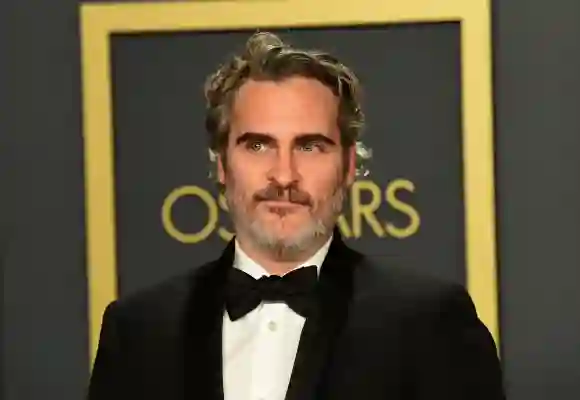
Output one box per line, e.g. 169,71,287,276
268,320,277,331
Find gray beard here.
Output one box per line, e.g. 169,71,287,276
226,186,346,262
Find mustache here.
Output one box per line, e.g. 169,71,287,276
253,183,312,206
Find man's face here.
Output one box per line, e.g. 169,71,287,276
218,76,356,256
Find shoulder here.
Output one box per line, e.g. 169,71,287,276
349,253,494,347
101,259,219,326
352,253,479,320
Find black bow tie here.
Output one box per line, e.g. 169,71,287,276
225,266,319,321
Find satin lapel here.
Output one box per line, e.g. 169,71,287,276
285,232,361,400
183,240,235,400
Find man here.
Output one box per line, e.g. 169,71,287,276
88,32,505,400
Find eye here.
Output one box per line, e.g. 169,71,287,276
247,141,266,152
300,141,322,152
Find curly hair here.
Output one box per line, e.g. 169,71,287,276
204,31,372,177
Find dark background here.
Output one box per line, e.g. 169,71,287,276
2,1,580,400
110,24,464,297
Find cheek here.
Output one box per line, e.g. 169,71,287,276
226,165,261,198
228,152,266,180
304,169,344,200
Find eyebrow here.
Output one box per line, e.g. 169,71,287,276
235,132,273,145
236,132,338,147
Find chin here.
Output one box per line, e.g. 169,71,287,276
260,224,299,239
265,215,309,231
250,218,328,247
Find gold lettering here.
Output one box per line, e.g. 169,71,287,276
384,179,421,238
161,179,420,243
161,185,218,243
336,214,352,238
351,181,385,238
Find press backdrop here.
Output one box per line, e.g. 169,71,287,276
2,1,580,400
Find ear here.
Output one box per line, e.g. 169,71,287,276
345,144,357,186
217,153,226,185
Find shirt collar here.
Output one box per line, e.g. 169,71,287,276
233,236,333,279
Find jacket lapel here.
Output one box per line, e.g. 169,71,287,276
285,232,361,400
183,240,235,400
181,232,361,400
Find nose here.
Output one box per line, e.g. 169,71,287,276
267,148,299,187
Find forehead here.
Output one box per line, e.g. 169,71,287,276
230,77,339,140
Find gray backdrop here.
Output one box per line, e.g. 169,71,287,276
2,1,580,400
110,24,464,296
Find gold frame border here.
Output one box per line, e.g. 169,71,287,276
80,0,499,363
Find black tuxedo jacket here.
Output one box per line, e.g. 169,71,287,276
88,235,505,400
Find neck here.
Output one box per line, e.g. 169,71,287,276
235,233,331,276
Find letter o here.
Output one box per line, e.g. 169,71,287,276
161,186,218,244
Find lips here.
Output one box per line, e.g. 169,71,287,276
253,185,312,207
262,200,305,208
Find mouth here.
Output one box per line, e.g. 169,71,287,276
262,200,306,207
260,201,309,215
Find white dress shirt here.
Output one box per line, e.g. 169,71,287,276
222,238,332,400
